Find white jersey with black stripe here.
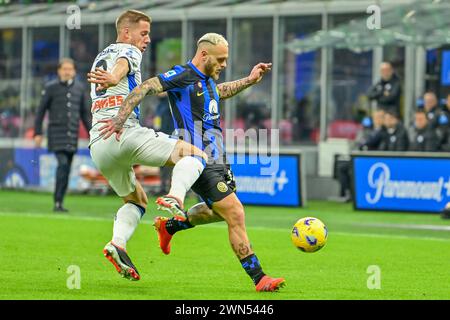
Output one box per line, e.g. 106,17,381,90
89,43,142,145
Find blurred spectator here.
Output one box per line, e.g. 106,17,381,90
355,108,386,151
0,83,20,137
378,110,409,151
442,93,450,118
367,62,401,115
334,109,386,202
423,91,440,129
34,58,91,212
436,95,450,151
238,101,268,131
408,110,439,152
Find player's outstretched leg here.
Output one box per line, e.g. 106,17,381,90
103,241,140,281
154,216,173,255
157,140,207,219
211,193,285,292
104,182,146,280
153,202,221,254
155,195,187,220
153,195,285,291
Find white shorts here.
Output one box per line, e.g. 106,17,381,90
90,125,178,197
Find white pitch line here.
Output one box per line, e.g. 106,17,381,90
352,222,450,232
0,212,449,242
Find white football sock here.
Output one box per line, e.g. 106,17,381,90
169,156,205,205
112,203,142,249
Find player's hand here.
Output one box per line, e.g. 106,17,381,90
87,68,117,91
97,117,124,141
248,62,272,84
34,135,43,148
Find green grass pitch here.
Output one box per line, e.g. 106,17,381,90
0,190,449,300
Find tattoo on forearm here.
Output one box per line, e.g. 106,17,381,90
218,77,253,100
115,77,163,126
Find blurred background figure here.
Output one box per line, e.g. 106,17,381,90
334,108,386,202
238,100,268,131
367,62,401,115
422,91,440,129
408,109,439,152
378,110,408,151
33,58,91,212
355,108,386,151
436,93,450,151
441,93,450,119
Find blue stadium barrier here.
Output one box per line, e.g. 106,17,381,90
352,151,450,213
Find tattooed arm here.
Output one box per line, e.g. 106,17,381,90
218,62,272,100
97,77,164,140
217,77,253,100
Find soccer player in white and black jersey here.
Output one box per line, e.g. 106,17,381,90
87,10,207,281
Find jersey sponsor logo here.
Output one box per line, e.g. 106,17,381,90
202,99,220,121
196,91,205,97
163,70,177,78
91,95,124,113
98,47,117,57
217,181,228,193
209,100,218,114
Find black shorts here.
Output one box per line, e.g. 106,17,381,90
191,163,236,208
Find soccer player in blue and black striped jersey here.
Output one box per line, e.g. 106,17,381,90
99,33,285,292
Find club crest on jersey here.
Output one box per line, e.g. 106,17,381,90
217,182,228,193
203,99,220,121
197,81,202,89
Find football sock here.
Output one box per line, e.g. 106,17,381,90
240,254,266,285
165,216,194,235
169,156,206,204
112,203,144,249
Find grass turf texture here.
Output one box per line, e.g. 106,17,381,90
0,190,449,300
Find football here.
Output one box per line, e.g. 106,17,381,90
291,217,328,252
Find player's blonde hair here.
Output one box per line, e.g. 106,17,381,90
116,10,151,32
197,33,228,47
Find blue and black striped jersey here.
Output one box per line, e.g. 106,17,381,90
157,61,225,163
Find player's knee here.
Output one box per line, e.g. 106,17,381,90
139,194,148,208
138,190,148,208
179,141,208,162
190,146,208,162
124,189,148,209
